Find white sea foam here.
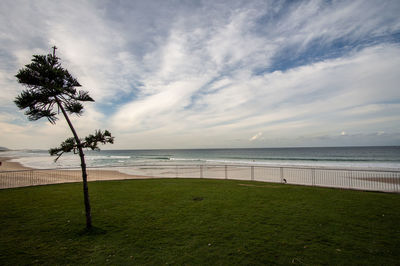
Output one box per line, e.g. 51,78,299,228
10,154,80,169
203,158,400,170
3,147,400,171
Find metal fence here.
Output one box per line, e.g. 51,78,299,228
1,164,399,193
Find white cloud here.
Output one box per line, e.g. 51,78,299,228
1,0,400,149
249,132,263,141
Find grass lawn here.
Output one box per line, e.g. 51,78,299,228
1,178,400,265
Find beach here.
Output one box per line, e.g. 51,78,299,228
0,157,149,189
0,157,32,171
1,155,399,192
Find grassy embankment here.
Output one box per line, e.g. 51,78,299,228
1,178,399,265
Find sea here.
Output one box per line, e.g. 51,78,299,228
2,146,400,170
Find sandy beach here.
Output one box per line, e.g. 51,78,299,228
0,157,33,171
0,157,148,189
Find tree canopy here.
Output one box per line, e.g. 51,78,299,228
15,54,94,124
15,52,114,159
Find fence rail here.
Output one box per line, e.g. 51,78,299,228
1,164,399,193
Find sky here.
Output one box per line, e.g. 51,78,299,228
0,0,400,150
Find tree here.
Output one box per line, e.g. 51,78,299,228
14,47,114,229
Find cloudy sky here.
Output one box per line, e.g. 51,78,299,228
1,0,400,150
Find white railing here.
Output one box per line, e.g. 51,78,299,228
1,164,399,193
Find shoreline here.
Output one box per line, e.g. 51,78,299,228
1,156,399,191
2,156,400,173
5,155,400,172
3,146,400,172
0,157,149,189
0,157,33,171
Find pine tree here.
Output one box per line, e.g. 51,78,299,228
15,47,114,229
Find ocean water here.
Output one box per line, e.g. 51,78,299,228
2,146,400,170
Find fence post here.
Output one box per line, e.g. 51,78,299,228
280,167,284,183
225,165,228,179
251,166,254,181
200,165,203,178
176,165,178,178
312,168,315,186
349,170,353,189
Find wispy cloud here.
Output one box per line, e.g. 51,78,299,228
1,0,400,149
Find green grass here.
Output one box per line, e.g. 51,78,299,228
1,179,399,265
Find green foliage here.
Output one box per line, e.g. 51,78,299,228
14,53,94,124
1,179,400,265
49,130,114,161
14,49,114,161
84,130,114,150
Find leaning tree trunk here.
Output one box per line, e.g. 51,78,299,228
55,98,92,229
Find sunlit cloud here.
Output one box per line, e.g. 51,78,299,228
249,132,263,142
